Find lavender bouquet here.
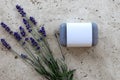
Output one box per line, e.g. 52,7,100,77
0,5,75,80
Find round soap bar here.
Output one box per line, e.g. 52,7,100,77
59,23,98,47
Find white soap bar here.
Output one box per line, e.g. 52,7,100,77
67,23,92,47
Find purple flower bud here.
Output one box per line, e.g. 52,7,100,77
23,18,31,32
19,26,23,30
16,5,20,9
30,37,38,46
14,32,22,41
38,30,42,33
25,38,29,41
20,54,27,59
41,26,45,31
20,31,26,36
19,26,26,37
5,27,10,32
36,46,40,50
16,5,22,10
1,22,7,28
20,10,26,17
9,31,13,34
26,24,31,29
16,5,26,17
28,29,32,33
1,22,12,34
43,34,46,37
1,39,11,50
30,17,37,25
38,26,46,37
23,18,27,25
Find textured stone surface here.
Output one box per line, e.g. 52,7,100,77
0,0,120,80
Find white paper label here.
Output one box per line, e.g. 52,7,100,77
67,23,92,47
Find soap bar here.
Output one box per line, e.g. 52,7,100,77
59,22,98,47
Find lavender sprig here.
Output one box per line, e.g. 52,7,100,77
23,18,32,33
16,5,26,17
30,37,38,46
38,26,46,37
1,39,11,50
0,5,76,80
30,17,37,25
1,22,13,34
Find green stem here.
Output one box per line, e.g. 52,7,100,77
55,32,65,61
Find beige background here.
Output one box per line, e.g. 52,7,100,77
0,0,120,80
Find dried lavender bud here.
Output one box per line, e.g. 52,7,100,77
20,31,26,37
9,31,13,34
5,27,10,32
16,5,23,11
30,37,38,46
1,22,12,33
25,38,28,41
19,26,26,37
38,26,46,37
38,30,42,33
14,32,22,41
30,17,37,25
23,18,31,32
43,34,46,37
41,26,45,31
28,29,32,33
41,27,46,37
20,10,26,17
16,5,26,17
1,39,11,50
26,24,31,29
23,18,28,25
1,22,7,28
20,54,27,59
36,46,40,50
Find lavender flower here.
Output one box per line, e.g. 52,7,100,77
38,30,42,33
0,5,76,80
23,18,28,25
38,26,46,37
1,39,11,50
16,5,26,17
1,22,12,33
19,26,26,37
1,22,7,28
14,32,22,41
5,27,10,32
9,31,13,34
30,37,38,46
20,54,27,59
30,17,37,25
25,38,29,41
36,46,40,50
28,29,32,33
23,18,32,33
